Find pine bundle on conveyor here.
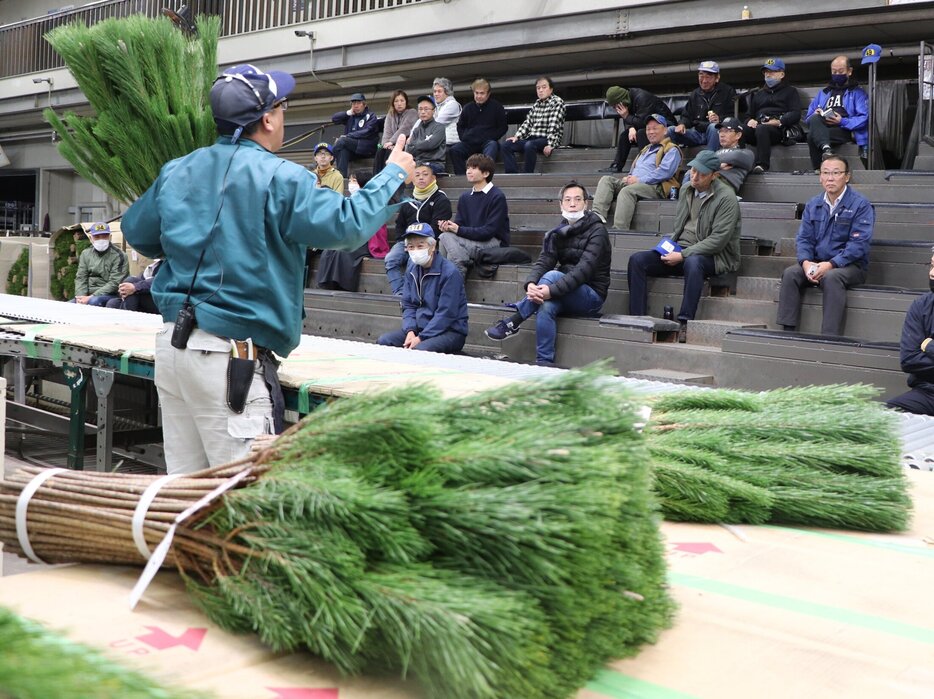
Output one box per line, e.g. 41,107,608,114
645,384,912,531
0,371,675,699
42,14,220,203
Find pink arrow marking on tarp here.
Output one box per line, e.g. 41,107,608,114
135,626,208,651
267,689,339,699
672,542,722,555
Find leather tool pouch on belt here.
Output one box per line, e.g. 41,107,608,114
226,339,255,414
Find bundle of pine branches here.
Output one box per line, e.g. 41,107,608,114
43,14,220,203
645,384,911,531
0,607,198,699
0,371,674,699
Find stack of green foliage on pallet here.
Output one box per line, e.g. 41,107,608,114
5,248,29,296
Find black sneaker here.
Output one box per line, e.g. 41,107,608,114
597,163,622,173
485,319,520,341
678,321,688,343
752,165,767,174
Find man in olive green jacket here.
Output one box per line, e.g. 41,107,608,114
72,222,128,306
627,150,741,341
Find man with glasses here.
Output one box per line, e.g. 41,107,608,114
776,155,873,335
484,181,610,367
406,95,448,175
377,222,468,354
123,64,415,473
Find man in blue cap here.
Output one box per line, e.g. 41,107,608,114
331,92,380,177
122,64,415,474
742,57,801,173
592,113,682,230
378,222,468,354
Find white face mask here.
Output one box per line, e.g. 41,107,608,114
91,239,110,252
348,181,360,194
408,248,431,267
562,209,585,222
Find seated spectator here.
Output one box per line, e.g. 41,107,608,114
105,258,162,313
377,222,468,354
484,181,610,367
742,58,801,173
385,162,452,295
805,55,869,171
667,61,736,153
887,251,934,415
318,170,390,292
599,85,675,173
71,221,128,306
406,95,448,175
776,155,873,336
592,114,682,230
450,78,507,175
627,151,741,342
681,116,753,195
432,77,462,147
331,92,379,177
374,90,418,173
501,77,566,174
311,142,344,192
437,153,510,278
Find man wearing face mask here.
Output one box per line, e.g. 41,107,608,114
484,182,610,367
71,221,128,306
805,56,869,171
742,57,801,173
377,222,468,353
886,250,934,415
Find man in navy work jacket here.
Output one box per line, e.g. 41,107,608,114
776,155,873,336
378,223,469,354
331,92,380,177
122,64,415,474
887,250,934,415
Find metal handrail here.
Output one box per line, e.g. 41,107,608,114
0,0,431,80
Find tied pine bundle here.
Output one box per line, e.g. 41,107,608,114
646,384,911,531
43,14,220,203
0,370,674,699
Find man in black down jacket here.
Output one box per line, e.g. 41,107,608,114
668,60,736,152
600,86,676,173
742,57,802,172
484,181,611,367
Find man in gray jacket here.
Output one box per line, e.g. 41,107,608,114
406,95,448,175
627,150,742,341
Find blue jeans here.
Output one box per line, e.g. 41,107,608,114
449,140,500,175
70,294,119,306
501,137,549,173
378,328,466,354
667,123,720,151
384,240,408,295
511,270,604,364
627,250,716,320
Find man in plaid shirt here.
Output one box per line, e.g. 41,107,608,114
501,77,566,173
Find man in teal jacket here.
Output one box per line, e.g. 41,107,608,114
123,64,415,474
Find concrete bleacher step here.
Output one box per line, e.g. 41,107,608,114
627,368,716,386
687,319,768,347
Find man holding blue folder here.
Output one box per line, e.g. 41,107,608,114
626,150,741,342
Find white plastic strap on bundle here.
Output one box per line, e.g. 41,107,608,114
131,474,183,560
15,468,66,564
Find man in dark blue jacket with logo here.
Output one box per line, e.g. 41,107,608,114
776,155,873,336
332,92,380,176
378,223,469,354
887,250,934,415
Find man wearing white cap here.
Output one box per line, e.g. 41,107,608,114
667,61,736,152
123,64,415,474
